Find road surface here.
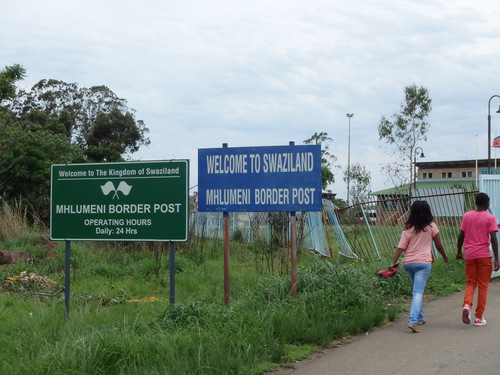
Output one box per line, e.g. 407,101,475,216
269,277,500,375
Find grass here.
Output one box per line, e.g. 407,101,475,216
0,200,30,241
0,227,466,374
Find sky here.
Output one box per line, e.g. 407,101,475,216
3,0,500,200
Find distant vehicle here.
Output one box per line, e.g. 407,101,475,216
363,209,377,223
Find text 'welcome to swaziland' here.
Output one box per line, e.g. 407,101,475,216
204,150,317,206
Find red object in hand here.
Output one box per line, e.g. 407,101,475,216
377,264,399,278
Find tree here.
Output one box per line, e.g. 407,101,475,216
0,64,26,103
378,84,432,191
1,72,149,222
343,163,371,204
6,79,150,160
86,108,144,162
0,69,83,219
303,132,337,191
0,110,79,220
1,64,27,170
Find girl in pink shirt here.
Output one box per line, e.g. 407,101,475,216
391,200,448,333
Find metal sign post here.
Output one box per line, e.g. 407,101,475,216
51,160,189,241
64,240,71,319
223,211,230,304
198,144,322,300
198,144,322,213
51,160,189,317
290,211,297,297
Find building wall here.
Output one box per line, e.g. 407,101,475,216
418,166,477,180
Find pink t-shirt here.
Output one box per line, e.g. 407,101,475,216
397,222,438,264
460,210,498,259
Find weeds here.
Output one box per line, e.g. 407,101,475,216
0,200,30,241
0,228,467,374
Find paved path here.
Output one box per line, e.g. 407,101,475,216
270,278,500,375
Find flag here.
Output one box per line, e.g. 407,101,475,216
100,181,132,199
100,181,115,196
493,136,500,148
116,181,132,196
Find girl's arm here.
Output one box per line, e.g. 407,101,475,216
433,233,448,262
392,247,405,267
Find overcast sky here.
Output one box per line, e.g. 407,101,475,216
3,0,500,200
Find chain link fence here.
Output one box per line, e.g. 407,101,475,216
336,187,478,260
188,186,478,262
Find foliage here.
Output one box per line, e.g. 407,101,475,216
0,110,80,221
0,199,30,241
266,212,292,275
321,166,334,191
6,78,150,161
0,68,150,223
86,108,143,161
0,224,467,375
378,84,432,190
0,65,27,172
332,197,346,209
0,64,26,103
303,132,337,190
232,228,244,242
343,162,371,204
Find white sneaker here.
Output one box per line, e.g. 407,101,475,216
473,317,487,326
462,305,471,324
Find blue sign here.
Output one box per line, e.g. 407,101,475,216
198,145,322,212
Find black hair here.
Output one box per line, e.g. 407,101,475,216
475,192,490,207
404,200,433,233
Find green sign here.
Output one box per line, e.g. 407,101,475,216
50,161,189,241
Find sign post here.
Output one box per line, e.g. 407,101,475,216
51,160,189,241
50,160,189,317
198,144,322,301
198,144,322,212
288,141,298,297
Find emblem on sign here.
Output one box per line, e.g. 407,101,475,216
100,181,133,199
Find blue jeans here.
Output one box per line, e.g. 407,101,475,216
404,263,432,325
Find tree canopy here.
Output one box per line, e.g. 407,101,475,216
303,131,337,191
378,84,432,190
0,110,76,219
0,66,150,222
0,64,26,103
343,162,371,205
1,64,27,174
7,79,150,159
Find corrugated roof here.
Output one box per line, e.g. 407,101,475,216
415,159,489,168
370,179,477,196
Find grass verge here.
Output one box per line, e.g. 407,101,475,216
0,232,466,374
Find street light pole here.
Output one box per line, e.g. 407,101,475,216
413,147,424,192
488,95,500,174
346,113,354,206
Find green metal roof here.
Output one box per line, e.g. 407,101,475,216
370,179,478,196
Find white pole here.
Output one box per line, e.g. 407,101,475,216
476,134,478,186
346,113,353,205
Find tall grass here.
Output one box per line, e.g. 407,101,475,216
0,230,466,374
0,200,30,241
